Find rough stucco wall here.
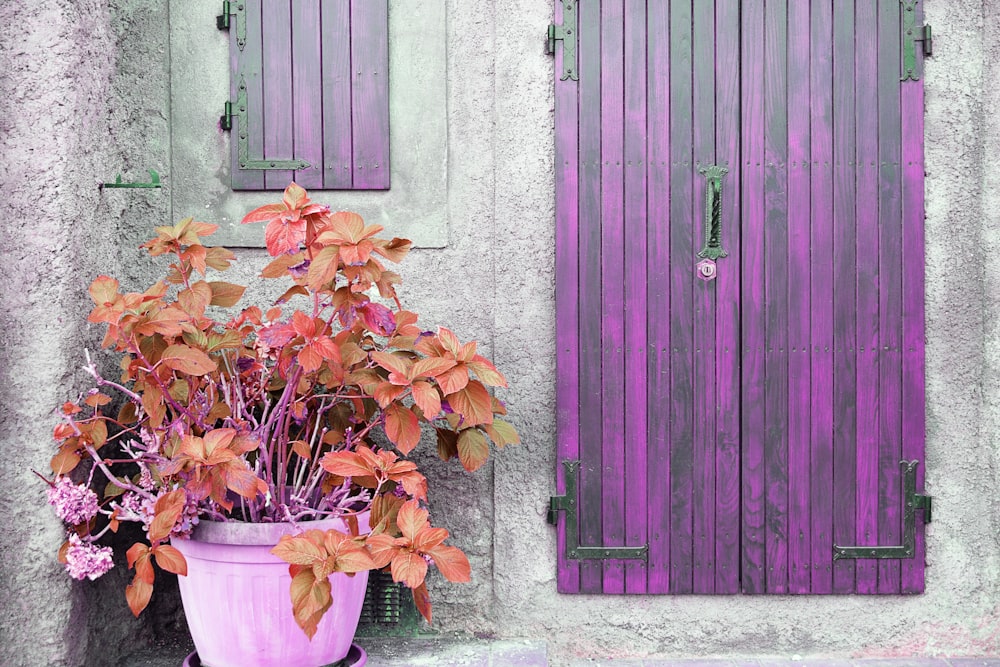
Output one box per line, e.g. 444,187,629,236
5,0,1000,665
0,2,117,666
491,0,1000,664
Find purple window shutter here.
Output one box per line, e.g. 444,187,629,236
228,0,389,191
553,0,926,595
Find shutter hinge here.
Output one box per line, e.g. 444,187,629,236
833,460,931,560
217,0,247,50
221,78,310,171
220,101,233,132
546,1,578,81
549,460,648,561
901,1,932,81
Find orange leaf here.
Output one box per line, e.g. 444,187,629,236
153,544,188,576
390,551,428,590
396,500,429,542
126,575,154,617
224,462,265,499
208,281,246,307
457,428,490,472
148,489,186,542
89,275,121,306
410,381,441,418
371,351,412,376
427,545,472,583
466,357,508,387
305,245,341,289
364,533,398,569
320,451,373,478
411,582,432,624
291,440,312,460
50,446,81,475
178,281,212,318
160,345,217,376
271,533,326,565
126,542,151,570
261,252,304,278
373,382,407,408
446,381,494,427
436,365,470,395
411,357,457,380
241,202,285,224
384,404,421,454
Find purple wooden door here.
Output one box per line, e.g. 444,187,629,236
553,0,927,594
227,0,390,191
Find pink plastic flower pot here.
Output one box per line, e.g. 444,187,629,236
171,513,370,667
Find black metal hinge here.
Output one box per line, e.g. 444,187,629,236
901,1,932,82
221,78,310,171
217,0,247,50
546,0,578,81
833,460,931,560
548,460,648,561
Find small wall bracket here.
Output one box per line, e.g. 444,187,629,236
102,170,162,189
548,460,648,561
833,460,931,560
546,1,578,81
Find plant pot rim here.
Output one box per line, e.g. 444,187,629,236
185,511,371,546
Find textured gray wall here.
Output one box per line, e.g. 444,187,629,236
2,0,999,666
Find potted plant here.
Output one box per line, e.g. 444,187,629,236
40,183,519,667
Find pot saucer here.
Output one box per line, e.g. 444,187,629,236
182,643,367,667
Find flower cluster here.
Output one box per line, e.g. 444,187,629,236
47,476,99,525
42,183,519,634
64,534,114,581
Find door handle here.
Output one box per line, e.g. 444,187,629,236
696,165,729,281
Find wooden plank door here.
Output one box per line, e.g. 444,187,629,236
553,0,926,595
555,0,741,595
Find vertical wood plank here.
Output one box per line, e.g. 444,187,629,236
577,0,604,595
763,0,789,594
854,0,880,595
646,0,672,595
901,0,927,596
809,0,835,595
350,0,390,189
262,0,294,189
624,0,649,595
668,0,694,595
321,0,353,189
877,0,903,595
554,0,581,594
232,0,265,190
600,0,627,595
291,0,323,189
740,0,767,595
831,0,858,595
691,0,716,595
714,0,741,595
785,0,812,595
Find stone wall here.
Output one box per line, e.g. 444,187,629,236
2,0,999,665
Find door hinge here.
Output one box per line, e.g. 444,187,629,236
217,0,247,51
549,460,648,561
901,1,932,82
833,460,931,560
221,78,311,172
546,1,578,81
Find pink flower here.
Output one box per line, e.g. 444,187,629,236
47,477,99,525
64,534,114,581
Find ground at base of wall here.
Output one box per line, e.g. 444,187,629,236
118,638,998,667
